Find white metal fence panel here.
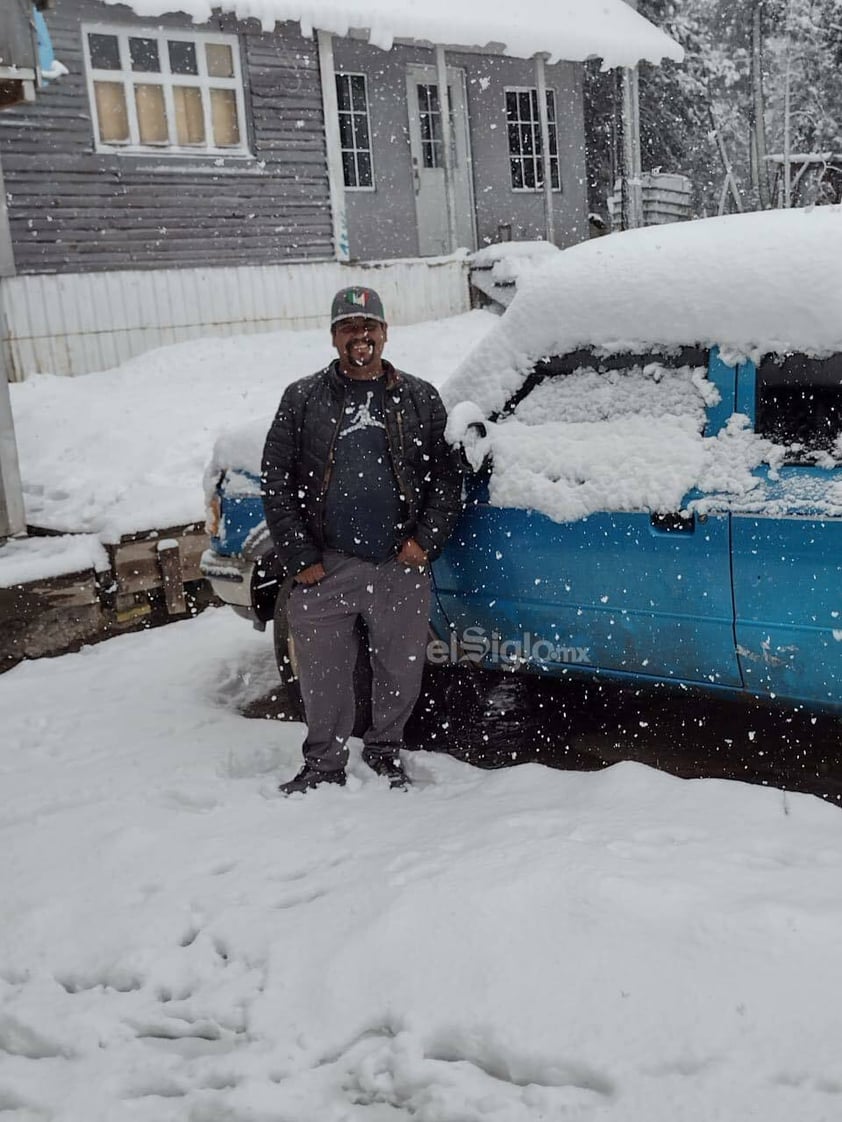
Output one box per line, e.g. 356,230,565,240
1,257,470,380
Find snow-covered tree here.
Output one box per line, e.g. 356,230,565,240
584,0,842,219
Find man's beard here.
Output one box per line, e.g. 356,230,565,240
346,339,376,368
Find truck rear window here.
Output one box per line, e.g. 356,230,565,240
507,347,710,427
755,353,842,463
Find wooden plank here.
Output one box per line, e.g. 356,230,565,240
1,151,321,175
16,234,332,256
179,531,210,582
112,529,208,597
15,246,331,272
157,541,186,615
9,181,327,202
14,210,331,228
0,571,107,664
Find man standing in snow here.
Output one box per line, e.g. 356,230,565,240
261,287,463,795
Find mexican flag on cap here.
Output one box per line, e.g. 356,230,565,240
330,286,387,326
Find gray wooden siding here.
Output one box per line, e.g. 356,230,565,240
0,0,333,274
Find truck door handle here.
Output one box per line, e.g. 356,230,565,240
650,511,695,534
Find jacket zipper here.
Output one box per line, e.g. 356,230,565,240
385,391,415,527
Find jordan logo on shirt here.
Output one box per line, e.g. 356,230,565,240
340,391,386,438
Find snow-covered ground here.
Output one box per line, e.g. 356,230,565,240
3,311,494,585
4,251,842,1120
2,607,842,1122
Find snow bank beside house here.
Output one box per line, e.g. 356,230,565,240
443,206,842,419
105,0,682,68
10,312,494,547
2,607,842,1121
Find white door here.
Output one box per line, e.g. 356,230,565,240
405,65,476,256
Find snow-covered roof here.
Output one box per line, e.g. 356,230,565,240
105,0,683,68
443,205,842,418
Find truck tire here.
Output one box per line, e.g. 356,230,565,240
442,664,487,737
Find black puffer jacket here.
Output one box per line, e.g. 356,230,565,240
261,360,463,576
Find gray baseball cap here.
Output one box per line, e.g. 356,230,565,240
330,286,387,327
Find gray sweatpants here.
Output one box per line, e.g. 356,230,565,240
286,550,432,771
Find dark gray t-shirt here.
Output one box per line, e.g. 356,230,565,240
323,373,406,562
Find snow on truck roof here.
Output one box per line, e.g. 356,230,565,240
442,205,842,418
105,0,682,68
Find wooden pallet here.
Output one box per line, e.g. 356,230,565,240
0,524,213,669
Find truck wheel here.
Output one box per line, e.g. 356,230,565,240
442,664,487,738
272,578,371,735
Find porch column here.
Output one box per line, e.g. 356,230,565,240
620,0,644,229
316,30,350,262
0,337,24,540
621,65,644,228
0,152,13,278
534,53,556,244
435,45,458,254
0,150,24,541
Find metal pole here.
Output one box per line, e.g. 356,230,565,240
750,0,772,210
534,54,556,244
435,44,458,254
621,65,644,228
782,0,794,207
316,30,350,262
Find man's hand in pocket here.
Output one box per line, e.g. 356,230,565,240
397,539,428,567
294,562,326,585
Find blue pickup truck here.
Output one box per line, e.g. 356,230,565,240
202,206,842,715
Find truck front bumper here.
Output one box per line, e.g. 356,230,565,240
200,549,256,611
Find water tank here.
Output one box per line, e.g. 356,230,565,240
608,173,693,230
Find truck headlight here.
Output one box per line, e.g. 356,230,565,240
205,494,221,537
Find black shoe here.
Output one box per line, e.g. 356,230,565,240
363,748,410,789
279,765,346,795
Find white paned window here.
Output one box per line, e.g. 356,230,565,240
335,72,374,189
415,83,456,170
505,87,560,192
82,25,249,156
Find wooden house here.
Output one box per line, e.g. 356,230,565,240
0,0,680,376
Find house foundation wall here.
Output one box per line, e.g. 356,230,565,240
0,256,470,379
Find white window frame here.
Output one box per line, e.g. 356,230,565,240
82,23,250,158
413,80,458,172
504,85,561,194
335,71,375,192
